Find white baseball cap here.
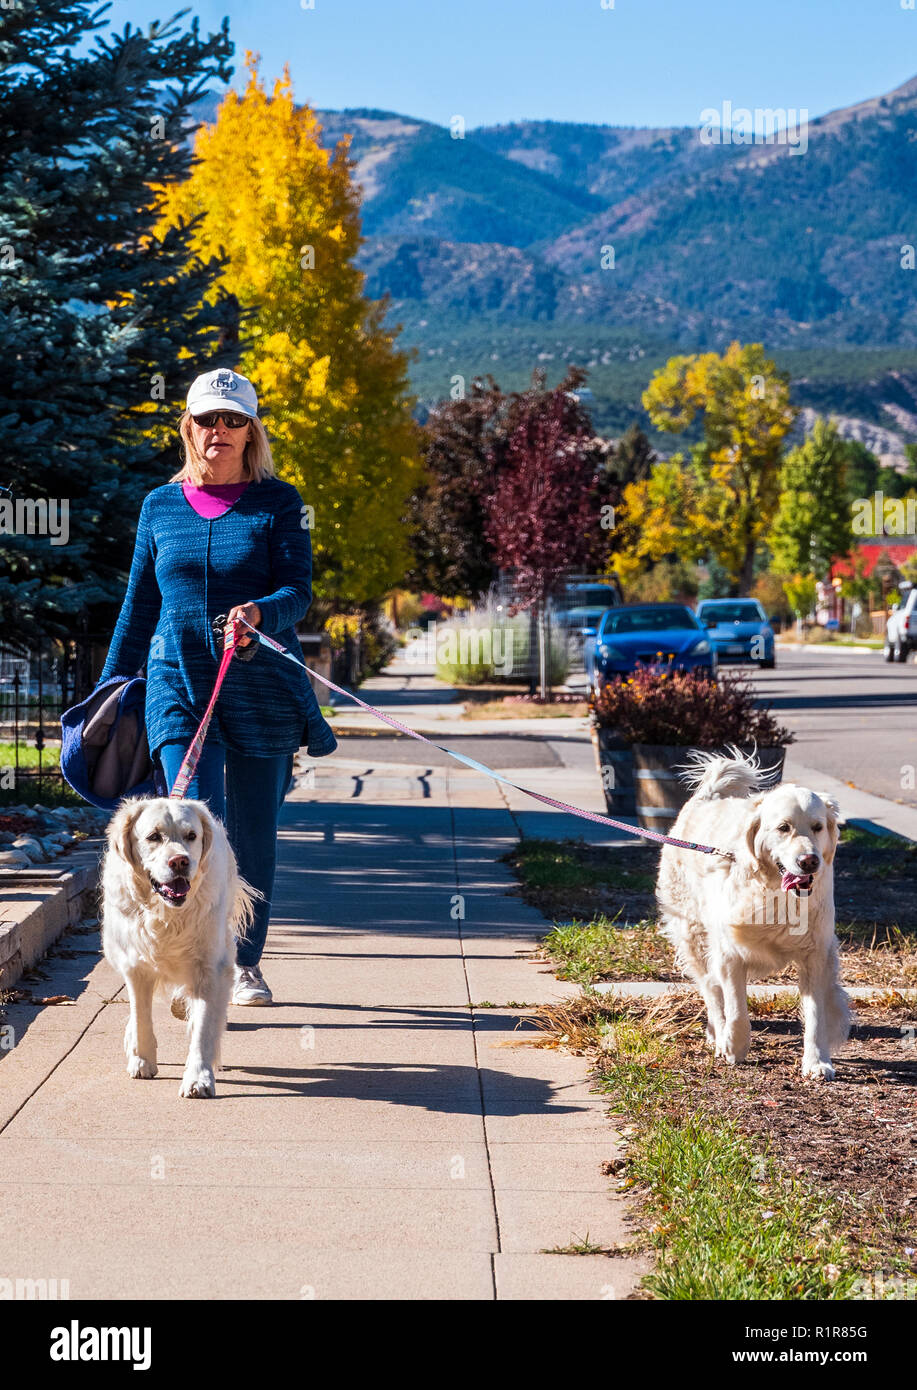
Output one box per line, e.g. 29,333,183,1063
186,368,258,419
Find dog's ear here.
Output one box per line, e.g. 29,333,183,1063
196,802,219,869
106,798,149,894
108,798,145,871
815,792,841,864
743,795,765,867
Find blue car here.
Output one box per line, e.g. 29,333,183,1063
586,603,717,691
695,599,776,669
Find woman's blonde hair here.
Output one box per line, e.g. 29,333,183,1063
171,409,277,485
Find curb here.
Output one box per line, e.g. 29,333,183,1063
774,642,882,656
0,844,103,992
593,981,916,1001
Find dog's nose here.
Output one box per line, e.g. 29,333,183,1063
168,854,190,873
798,853,819,873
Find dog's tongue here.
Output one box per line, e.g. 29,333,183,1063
781,870,813,894
158,877,190,901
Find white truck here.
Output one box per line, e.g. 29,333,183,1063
884,587,917,662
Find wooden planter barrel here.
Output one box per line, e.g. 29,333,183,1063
591,724,788,829
632,743,786,831
590,726,637,819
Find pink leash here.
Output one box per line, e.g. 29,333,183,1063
169,624,238,800
232,618,735,861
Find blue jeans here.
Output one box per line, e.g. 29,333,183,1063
157,740,294,969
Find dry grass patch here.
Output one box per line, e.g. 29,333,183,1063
524,991,917,1297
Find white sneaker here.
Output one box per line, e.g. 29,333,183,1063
232,964,272,1006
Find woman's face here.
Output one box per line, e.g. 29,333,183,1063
190,411,252,476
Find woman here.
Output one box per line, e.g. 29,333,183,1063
100,367,336,1005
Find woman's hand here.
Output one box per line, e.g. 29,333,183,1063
226,602,261,648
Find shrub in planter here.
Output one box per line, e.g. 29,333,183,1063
590,668,795,827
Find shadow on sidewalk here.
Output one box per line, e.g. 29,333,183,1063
217,1059,579,1115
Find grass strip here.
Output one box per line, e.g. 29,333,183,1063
509,837,656,894
532,995,902,1300
543,916,673,983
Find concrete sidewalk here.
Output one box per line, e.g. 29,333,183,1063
0,762,646,1301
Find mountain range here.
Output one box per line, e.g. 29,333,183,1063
193,76,917,458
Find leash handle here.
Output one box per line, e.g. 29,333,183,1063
235,618,734,860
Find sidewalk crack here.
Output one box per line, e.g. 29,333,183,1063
446,771,501,1299
0,985,122,1138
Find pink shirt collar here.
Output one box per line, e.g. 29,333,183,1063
181,479,249,519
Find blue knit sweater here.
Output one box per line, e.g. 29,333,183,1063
100,478,337,759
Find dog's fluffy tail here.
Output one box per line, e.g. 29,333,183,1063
231,874,261,943
678,744,769,800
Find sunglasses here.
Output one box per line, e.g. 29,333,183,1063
192,411,251,429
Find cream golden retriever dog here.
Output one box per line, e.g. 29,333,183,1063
102,797,254,1098
656,750,850,1080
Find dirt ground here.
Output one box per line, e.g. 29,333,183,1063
640,996,917,1267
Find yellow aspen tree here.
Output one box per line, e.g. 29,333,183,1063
610,456,709,590
155,54,423,605
642,342,796,593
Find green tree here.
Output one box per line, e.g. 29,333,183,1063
607,423,655,488
784,573,817,636
839,553,880,633
877,445,917,499
900,552,917,587
696,554,735,601
0,1,236,645
770,418,854,577
841,439,880,506
625,558,699,604
406,378,507,601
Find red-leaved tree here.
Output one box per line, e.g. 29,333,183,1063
484,377,616,698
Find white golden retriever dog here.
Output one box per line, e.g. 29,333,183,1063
102,797,255,1098
656,750,850,1080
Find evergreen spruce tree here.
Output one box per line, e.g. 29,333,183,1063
607,423,655,488
0,1,237,646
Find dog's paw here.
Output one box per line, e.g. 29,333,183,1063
127,1055,158,1079
802,1059,836,1081
714,1041,748,1065
179,1068,215,1099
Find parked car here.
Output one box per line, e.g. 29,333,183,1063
694,598,776,669
552,578,622,638
885,587,917,662
552,577,622,676
586,603,717,692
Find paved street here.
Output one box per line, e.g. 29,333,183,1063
745,647,917,808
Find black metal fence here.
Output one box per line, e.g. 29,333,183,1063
330,627,363,688
0,636,100,798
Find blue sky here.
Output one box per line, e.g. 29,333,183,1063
104,0,917,129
